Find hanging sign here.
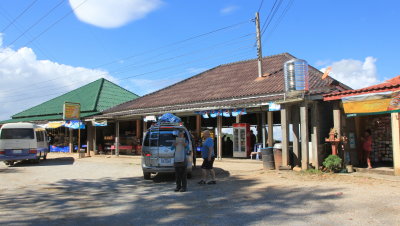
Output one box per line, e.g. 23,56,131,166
268,102,281,111
92,120,108,127
63,102,80,120
342,91,400,115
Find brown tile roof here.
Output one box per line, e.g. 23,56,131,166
103,53,350,117
324,75,400,101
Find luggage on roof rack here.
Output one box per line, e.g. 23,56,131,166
158,113,181,123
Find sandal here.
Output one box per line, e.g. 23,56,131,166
198,180,206,184
207,180,216,185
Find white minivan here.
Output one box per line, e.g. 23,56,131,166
0,122,49,166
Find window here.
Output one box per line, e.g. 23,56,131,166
36,131,44,142
143,129,188,147
0,128,35,139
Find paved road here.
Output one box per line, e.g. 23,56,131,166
0,153,399,225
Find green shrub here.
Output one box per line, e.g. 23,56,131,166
322,155,342,172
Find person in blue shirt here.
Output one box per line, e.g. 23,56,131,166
198,130,216,185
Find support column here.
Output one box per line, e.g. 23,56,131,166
217,116,222,160
143,120,148,133
311,102,320,168
333,101,342,137
236,115,240,123
196,115,201,139
93,126,97,154
300,104,309,170
69,128,73,153
267,111,274,147
115,121,120,156
291,106,300,167
391,113,400,176
256,113,262,143
86,124,92,156
261,111,266,148
281,105,290,166
136,119,142,140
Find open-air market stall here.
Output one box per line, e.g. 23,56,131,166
97,53,351,169
0,78,139,155
324,75,400,175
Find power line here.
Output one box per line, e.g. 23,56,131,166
0,31,254,95
261,0,284,37
257,0,265,12
5,0,65,47
1,0,39,33
0,20,252,94
0,46,255,104
0,0,88,66
0,5,58,62
94,20,251,68
263,0,294,41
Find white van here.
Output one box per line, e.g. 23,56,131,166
141,122,194,180
0,122,48,166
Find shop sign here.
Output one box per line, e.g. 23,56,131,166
63,102,80,120
144,115,157,122
196,109,247,118
342,91,400,115
92,120,107,127
268,102,281,111
64,120,85,129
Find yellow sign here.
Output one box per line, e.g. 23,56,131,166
342,91,400,114
63,102,80,120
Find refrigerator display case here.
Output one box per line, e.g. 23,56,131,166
233,123,251,157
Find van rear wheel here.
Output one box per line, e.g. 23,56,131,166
43,152,47,160
143,172,151,180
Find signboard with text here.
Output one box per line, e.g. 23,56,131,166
63,102,80,120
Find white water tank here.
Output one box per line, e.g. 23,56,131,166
284,59,309,92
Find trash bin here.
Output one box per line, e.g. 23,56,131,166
273,143,282,170
261,147,274,170
79,149,85,158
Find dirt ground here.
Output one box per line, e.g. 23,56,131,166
0,153,399,226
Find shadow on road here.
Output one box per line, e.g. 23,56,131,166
8,157,75,168
0,166,343,225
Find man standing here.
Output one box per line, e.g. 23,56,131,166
198,130,216,185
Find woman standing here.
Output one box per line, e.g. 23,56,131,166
361,129,373,169
174,131,189,192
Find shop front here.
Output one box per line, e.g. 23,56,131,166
324,76,400,175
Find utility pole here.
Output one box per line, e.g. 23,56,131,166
255,12,263,78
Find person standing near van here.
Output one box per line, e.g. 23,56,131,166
174,131,189,192
198,130,216,185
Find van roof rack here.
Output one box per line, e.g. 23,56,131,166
153,122,183,127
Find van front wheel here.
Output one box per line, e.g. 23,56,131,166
143,172,151,180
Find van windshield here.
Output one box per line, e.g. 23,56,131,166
0,128,35,139
143,129,187,147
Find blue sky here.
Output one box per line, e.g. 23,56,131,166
0,0,399,120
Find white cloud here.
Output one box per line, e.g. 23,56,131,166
69,0,163,28
0,35,116,121
320,57,381,89
220,5,239,15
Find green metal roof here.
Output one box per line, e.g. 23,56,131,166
1,78,138,123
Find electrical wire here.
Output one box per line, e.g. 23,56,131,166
261,0,284,37
5,0,65,47
1,0,39,33
0,46,255,104
257,0,265,13
263,0,294,41
0,21,252,94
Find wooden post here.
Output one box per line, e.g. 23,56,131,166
196,115,201,139
115,121,120,156
77,121,81,154
217,116,222,160
291,106,300,167
136,119,142,140
236,115,240,123
261,111,266,148
391,113,400,176
333,101,342,137
267,111,274,147
93,126,97,155
86,123,91,156
300,104,309,170
311,102,320,168
69,128,73,153
280,105,290,166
